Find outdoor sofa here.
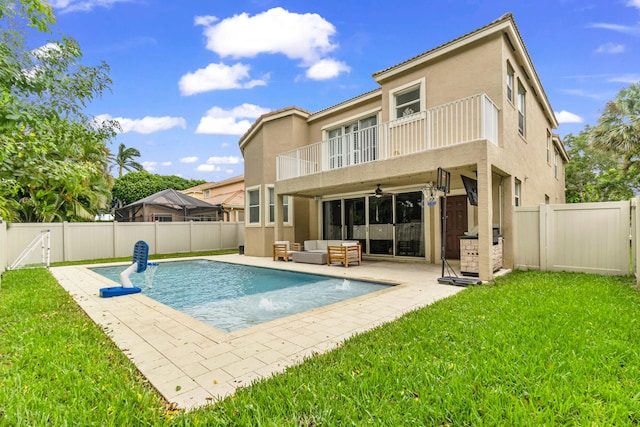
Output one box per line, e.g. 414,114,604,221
291,240,361,266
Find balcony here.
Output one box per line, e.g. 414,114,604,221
276,93,499,181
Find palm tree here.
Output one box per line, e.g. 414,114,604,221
592,83,640,170
113,143,143,177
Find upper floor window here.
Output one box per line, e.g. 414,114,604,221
547,131,551,164
554,149,559,178
515,179,521,207
203,189,210,198
395,87,421,118
517,83,526,136
247,187,260,224
327,115,378,168
506,64,514,103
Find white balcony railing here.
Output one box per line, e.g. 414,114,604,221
276,93,499,181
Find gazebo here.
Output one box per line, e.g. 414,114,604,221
115,189,224,222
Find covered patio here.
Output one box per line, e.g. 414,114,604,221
115,189,224,222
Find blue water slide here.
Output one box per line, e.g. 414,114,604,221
99,240,149,297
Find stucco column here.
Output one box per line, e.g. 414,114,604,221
501,176,514,270
274,193,285,241
477,159,493,281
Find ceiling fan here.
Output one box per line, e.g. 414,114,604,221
372,184,384,198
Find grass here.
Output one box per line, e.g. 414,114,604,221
2,267,640,425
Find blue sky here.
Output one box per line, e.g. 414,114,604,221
45,0,640,181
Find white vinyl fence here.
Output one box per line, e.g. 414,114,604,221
515,200,634,278
0,220,244,271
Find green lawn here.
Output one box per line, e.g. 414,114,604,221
1,266,639,425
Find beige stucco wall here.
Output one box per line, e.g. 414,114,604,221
377,33,504,122
242,111,310,256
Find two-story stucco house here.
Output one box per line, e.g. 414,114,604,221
239,13,568,281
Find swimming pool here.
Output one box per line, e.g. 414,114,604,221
91,260,391,332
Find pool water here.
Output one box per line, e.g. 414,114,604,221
91,260,391,332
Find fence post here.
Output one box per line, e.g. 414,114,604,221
635,197,640,286
154,221,159,255
112,221,117,258
62,221,69,262
189,221,194,253
539,204,548,271
0,217,7,272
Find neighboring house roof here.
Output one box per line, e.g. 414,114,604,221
206,189,245,207
183,175,245,194
181,182,212,195
181,175,245,209
123,189,220,210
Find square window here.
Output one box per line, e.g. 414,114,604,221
507,65,514,102
248,188,260,224
517,83,526,136
395,87,420,118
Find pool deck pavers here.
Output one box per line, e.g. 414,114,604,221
50,255,470,410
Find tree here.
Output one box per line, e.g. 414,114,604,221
113,143,143,177
592,83,640,171
0,0,118,222
564,127,638,203
112,172,206,206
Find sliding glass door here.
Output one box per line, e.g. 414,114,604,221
395,191,424,257
322,199,342,240
368,195,393,255
345,197,366,251
322,191,424,258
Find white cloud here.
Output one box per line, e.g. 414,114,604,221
203,156,242,165
608,74,640,84
198,7,337,63
221,142,231,148
627,0,640,9
196,164,222,172
180,156,198,163
196,157,241,173
178,62,267,95
95,114,186,134
194,15,218,26
141,161,157,172
160,162,172,167
306,58,351,80
594,43,625,54
559,88,607,100
50,0,133,14
195,103,270,135
555,110,584,124
31,43,62,59
196,117,255,135
225,169,235,174
589,22,640,36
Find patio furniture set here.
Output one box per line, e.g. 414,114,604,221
273,240,362,268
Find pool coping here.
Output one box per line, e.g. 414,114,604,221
50,254,467,410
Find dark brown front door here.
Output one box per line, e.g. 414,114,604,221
442,195,468,259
